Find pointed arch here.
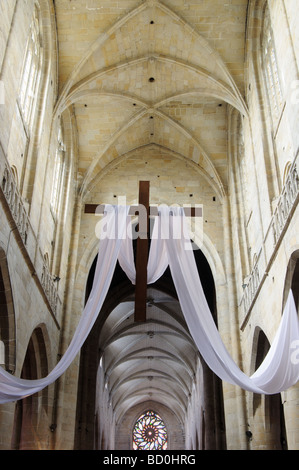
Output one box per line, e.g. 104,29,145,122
0,246,16,373
60,56,246,116
80,113,225,199
249,327,288,450
132,409,168,450
55,0,245,115
11,325,51,450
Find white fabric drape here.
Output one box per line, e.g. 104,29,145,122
102,205,299,394
0,204,299,404
148,206,299,394
0,205,130,404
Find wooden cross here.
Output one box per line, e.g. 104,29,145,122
84,181,202,322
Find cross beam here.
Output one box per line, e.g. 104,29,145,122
84,181,202,322
134,181,150,322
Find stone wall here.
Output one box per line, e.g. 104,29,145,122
0,0,74,450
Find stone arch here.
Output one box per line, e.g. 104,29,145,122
84,144,225,202
282,250,299,310
0,247,16,373
78,112,225,199
56,0,246,113
280,250,299,449
11,324,51,450
55,0,247,204
74,225,226,449
249,326,287,450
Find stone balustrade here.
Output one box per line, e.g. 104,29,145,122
0,146,60,317
272,164,299,245
242,152,299,324
1,165,29,246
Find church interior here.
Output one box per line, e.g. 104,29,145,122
0,0,299,450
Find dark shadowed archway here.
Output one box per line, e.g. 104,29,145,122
75,243,226,450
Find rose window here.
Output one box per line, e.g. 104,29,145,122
132,410,168,450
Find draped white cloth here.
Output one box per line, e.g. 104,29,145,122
0,205,299,403
0,206,130,403
147,206,299,394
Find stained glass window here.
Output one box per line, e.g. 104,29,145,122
132,410,168,450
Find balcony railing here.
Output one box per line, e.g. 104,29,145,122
0,145,60,320
241,152,299,327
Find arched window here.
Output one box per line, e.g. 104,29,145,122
261,4,283,126
19,4,43,127
132,410,168,450
50,125,66,217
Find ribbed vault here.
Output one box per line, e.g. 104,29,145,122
54,0,249,200
65,0,247,449
100,288,198,424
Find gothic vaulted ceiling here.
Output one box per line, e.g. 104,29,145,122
54,0,249,200
53,0,249,421
99,288,199,424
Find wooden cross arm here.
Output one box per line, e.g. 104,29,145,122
84,181,202,323
84,204,202,217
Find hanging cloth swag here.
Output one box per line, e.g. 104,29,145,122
0,205,299,403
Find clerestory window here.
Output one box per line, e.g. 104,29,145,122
261,4,283,126
50,126,66,217
19,4,42,127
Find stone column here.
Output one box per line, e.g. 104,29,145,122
220,198,248,449
52,197,83,449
